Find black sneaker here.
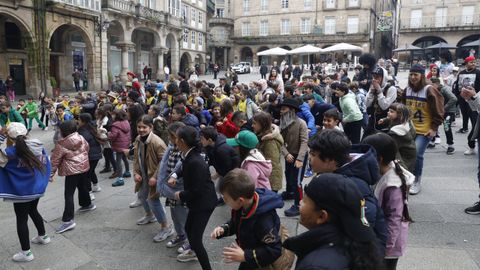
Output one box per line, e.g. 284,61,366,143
99,168,112,174
284,205,300,217
457,128,468,134
465,201,480,215
78,204,97,212
446,146,455,155
281,192,295,201
427,142,436,149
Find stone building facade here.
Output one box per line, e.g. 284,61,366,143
0,0,208,97
398,0,480,61
211,0,397,67
179,0,208,73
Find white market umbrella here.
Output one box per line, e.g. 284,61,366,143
323,43,363,52
392,44,422,52
257,47,289,56
287,44,324,55
462,39,480,47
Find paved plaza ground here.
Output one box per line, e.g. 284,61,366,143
1,71,480,269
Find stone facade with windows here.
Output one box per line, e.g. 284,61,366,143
180,0,208,73
398,0,480,61
0,0,183,96
224,0,396,66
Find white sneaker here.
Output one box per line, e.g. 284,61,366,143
136,215,157,225
129,198,142,208
464,148,476,155
31,235,51,245
177,242,191,254
153,226,174,242
43,127,48,131
177,250,198,262
434,137,441,144
92,184,101,192
12,250,34,262
89,191,95,201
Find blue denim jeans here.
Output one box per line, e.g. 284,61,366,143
170,206,188,236
138,181,167,224
414,135,431,178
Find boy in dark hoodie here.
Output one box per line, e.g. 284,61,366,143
200,126,240,179
211,168,284,270
307,129,387,248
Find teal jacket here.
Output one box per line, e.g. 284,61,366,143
0,108,24,127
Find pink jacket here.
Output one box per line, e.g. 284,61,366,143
50,132,90,177
108,120,131,152
374,162,414,258
241,149,272,190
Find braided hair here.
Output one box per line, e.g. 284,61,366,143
363,133,413,222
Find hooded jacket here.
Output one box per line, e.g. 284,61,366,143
205,134,240,177
78,125,102,161
257,125,284,191
50,132,90,177
242,149,272,190
297,102,317,137
365,67,397,131
334,144,387,248
389,122,417,173
0,139,51,201
283,223,350,270
374,162,414,258
108,120,131,152
219,189,284,269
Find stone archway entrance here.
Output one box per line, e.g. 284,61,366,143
49,24,94,91
0,13,36,96
180,52,191,74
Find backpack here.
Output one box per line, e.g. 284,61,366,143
259,225,295,270
153,116,169,145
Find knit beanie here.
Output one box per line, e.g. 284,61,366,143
410,64,425,74
195,96,204,108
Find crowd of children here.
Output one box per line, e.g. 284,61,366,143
0,53,479,270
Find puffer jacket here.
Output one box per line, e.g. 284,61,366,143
108,120,131,152
50,132,90,177
241,149,272,190
257,124,284,191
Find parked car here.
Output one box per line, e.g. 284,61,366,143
231,62,251,74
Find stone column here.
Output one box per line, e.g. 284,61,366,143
100,30,109,89
212,48,216,64
153,46,166,79
116,41,135,81
224,47,228,67
171,45,180,75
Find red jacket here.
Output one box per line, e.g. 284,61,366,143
216,113,240,138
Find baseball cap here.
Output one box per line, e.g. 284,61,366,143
226,130,259,149
465,56,476,63
304,173,376,242
372,67,384,76
7,122,28,139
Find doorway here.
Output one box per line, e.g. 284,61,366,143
9,61,26,95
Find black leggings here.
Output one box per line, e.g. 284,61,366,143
103,148,116,171
63,172,91,222
13,199,46,251
185,209,214,270
87,159,99,191
385,258,398,270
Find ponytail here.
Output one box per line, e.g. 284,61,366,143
15,136,45,175
393,160,413,223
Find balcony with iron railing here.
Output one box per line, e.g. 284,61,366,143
232,24,369,45
102,0,181,27
400,14,480,32
208,16,234,26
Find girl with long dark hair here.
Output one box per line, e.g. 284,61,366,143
174,126,217,269
363,133,414,270
78,113,103,195
96,106,117,174
0,123,51,262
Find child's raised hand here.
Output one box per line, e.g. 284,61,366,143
377,119,384,125
211,226,225,239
